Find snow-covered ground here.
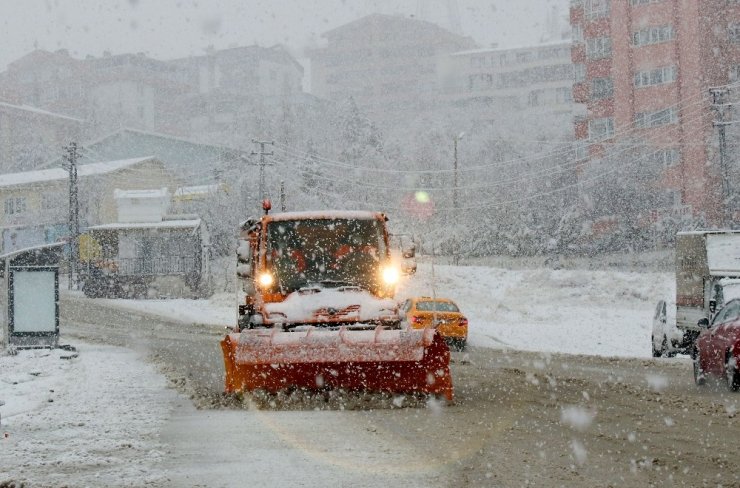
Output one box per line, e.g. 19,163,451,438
1,264,677,486
0,344,177,486
397,264,673,358
86,264,674,358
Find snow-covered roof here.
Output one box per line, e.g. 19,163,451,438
267,211,383,222
114,187,169,199
87,219,201,231
174,185,219,197
450,39,571,57
0,156,156,188
0,101,83,123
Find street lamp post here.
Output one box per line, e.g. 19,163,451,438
453,132,465,214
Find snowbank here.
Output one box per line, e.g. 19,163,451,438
0,343,177,486
396,264,673,358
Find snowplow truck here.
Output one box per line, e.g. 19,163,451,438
220,207,453,401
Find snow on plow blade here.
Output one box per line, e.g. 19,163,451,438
221,326,453,401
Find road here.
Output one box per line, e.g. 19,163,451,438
61,295,740,487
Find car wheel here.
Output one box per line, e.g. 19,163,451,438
652,335,662,358
455,339,467,352
693,351,706,386
725,353,740,392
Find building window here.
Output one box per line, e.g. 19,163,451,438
572,25,584,43
586,37,612,59
528,89,545,106
635,107,679,128
632,25,674,46
575,142,588,161
634,66,678,87
729,23,740,43
556,87,573,104
652,148,681,168
586,37,612,60
730,64,740,82
4,197,27,215
592,77,614,99
574,64,586,82
41,194,58,210
585,0,610,20
589,117,615,141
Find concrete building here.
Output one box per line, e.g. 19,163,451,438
166,45,304,138
570,0,740,225
0,101,84,172
0,156,176,253
438,40,581,140
309,13,476,125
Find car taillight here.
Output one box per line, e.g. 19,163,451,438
459,317,468,327
411,315,423,324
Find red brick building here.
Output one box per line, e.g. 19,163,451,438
570,0,740,226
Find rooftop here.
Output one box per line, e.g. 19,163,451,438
0,156,156,188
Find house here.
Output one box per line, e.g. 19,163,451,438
0,156,177,253
81,187,209,299
41,128,248,185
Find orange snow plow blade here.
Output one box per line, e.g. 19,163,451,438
221,326,453,401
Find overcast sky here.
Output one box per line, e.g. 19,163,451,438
0,0,568,71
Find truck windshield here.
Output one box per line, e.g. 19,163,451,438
266,218,387,292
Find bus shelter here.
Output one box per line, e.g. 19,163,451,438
0,242,65,349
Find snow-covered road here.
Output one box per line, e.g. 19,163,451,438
2,264,688,487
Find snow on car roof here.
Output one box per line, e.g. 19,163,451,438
267,211,383,222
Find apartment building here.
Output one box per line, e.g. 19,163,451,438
571,0,740,225
309,14,476,125
438,40,583,140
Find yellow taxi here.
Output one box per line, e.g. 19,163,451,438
399,297,468,351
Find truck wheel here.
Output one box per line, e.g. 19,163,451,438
725,353,739,392
652,336,662,358
693,352,706,386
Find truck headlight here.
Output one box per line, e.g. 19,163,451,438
382,266,400,285
258,272,274,288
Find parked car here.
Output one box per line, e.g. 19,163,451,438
399,297,468,351
693,298,740,390
652,299,683,357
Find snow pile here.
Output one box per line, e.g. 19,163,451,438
0,344,176,486
265,287,397,323
94,292,236,326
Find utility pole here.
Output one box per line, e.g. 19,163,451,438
710,87,733,228
280,180,286,211
452,132,465,217
251,140,274,202
63,142,80,290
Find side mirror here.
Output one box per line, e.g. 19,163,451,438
709,300,717,314
237,263,253,278
697,318,710,329
402,244,416,259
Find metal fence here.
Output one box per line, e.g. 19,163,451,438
103,256,199,276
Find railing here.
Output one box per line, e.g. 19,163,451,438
86,256,199,276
